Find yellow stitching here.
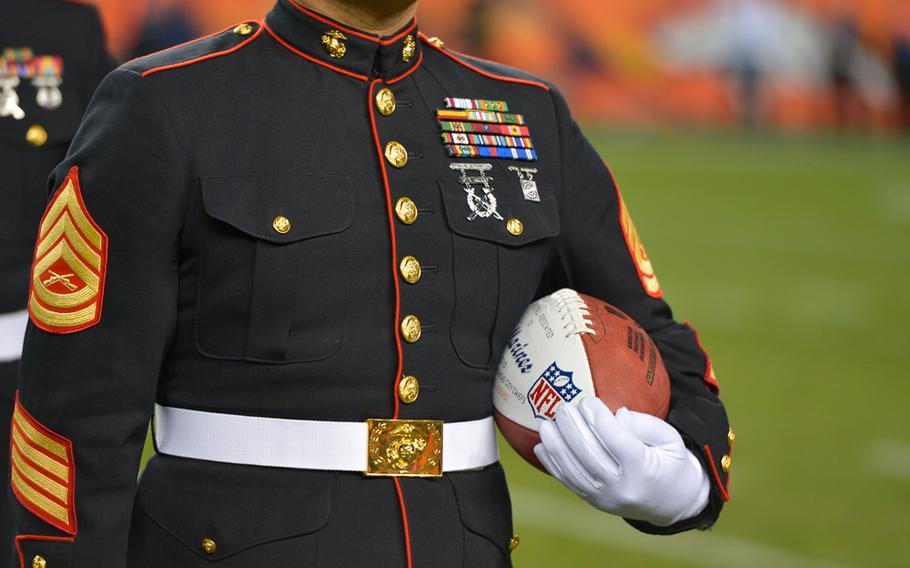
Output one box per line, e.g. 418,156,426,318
40,181,102,248
11,467,69,525
12,408,69,462
35,210,102,270
12,446,68,502
12,426,69,480
28,293,97,329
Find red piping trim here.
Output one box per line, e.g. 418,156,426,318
15,535,75,568
703,444,731,502
393,478,414,568
418,32,550,91
10,393,78,535
686,322,720,393
264,22,370,82
288,0,417,44
142,21,263,77
28,166,108,335
367,79,404,419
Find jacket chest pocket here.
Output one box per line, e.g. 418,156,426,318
439,179,559,369
195,173,353,363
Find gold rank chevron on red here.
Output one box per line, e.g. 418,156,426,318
10,393,77,534
28,166,108,334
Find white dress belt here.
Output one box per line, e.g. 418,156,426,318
0,310,29,363
154,404,500,473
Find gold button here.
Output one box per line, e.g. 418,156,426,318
399,256,422,284
402,34,416,62
721,454,732,473
506,218,524,236
384,141,408,168
398,375,420,404
233,23,254,36
728,428,735,445
272,215,291,234
427,36,445,49
375,88,396,117
201,538,218,555
401,314,421,343
322,29,347,59
395,197,418,225
508,534,520,553
32,556,46,568
26,124,48,147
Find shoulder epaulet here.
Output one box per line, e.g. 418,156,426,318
418,32,551,92
123,21,262,78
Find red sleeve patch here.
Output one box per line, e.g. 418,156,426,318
612,181,663,299
28,165,108,334
9,393,77,535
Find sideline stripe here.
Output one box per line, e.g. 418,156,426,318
509,485,863,568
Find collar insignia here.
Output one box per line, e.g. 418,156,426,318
321,29,347,59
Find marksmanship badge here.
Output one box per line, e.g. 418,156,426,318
508,166,540,202
449,162,503,221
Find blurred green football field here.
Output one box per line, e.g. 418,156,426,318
142,129,910,567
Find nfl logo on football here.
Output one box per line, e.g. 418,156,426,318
527,362,582,420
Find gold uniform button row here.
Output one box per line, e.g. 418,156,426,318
721,454,732,474
201,537,218,555
728,427,736,445
400,256,421,284
376,87,396,117
398,375,420,404
32,556,46,568
401,314,421,343
395,197,418,225
385,140,408,168
26,124,48,147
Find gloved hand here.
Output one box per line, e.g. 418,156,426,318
534,396,710,527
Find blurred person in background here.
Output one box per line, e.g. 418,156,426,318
0,0,113,561
8,0,731,566
894,24,910,131
829,8,865,128
130,0,200,60
724,0,776,128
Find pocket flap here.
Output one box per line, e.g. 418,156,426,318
448,464,513,557
137,456,335,560
438,180,559,247
201,173,353,244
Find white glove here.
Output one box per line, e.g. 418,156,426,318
534,396,710,527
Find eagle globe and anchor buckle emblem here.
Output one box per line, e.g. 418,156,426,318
366,419,443,477
449,162,503,221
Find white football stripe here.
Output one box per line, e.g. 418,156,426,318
510,485,863,568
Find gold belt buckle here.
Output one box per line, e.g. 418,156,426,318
365,418,443,477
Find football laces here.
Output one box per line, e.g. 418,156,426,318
552,289,596,338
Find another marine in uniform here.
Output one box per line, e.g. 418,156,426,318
10,1,733,566
0,0,112,560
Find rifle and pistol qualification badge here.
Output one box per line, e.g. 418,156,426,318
28,166,108,334
1,47,64,120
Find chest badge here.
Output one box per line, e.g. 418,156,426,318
508,166,540,202
450,163,502,221
436,98,538,162
1,48,64,119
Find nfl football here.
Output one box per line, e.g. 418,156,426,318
493,288,670,471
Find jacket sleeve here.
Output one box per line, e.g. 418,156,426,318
9,68,185,567
541,87,732,534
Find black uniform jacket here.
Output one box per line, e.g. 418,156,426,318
10,1,732,566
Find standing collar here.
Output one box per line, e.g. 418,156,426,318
264,0,422,82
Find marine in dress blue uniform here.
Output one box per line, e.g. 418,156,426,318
10,1,733,566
